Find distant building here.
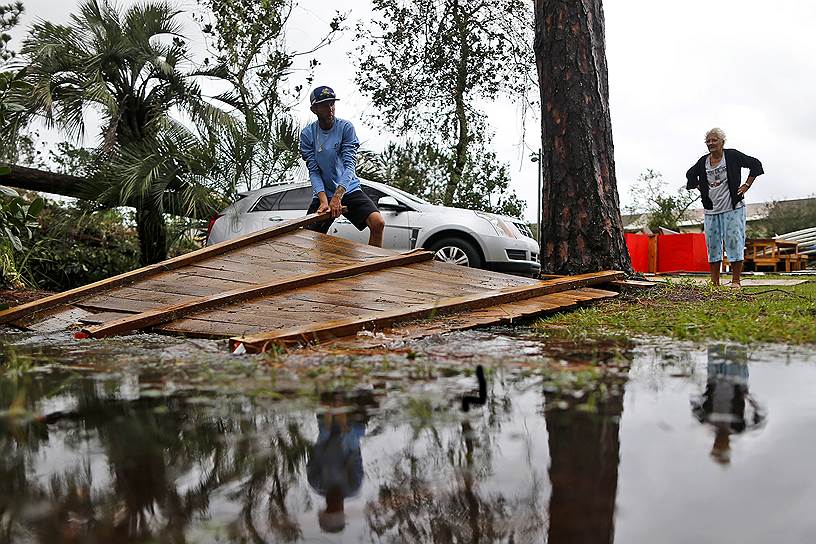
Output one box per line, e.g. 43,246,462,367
621,197,816,234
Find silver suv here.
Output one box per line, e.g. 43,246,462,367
206,180,540,276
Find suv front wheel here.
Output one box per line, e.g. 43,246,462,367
428,237,483,268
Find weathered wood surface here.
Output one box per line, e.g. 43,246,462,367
81,250,434,338
3,214,624,349
319,287,619,349
229,271,624,352
0,211,339,325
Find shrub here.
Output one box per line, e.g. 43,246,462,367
15,200,141,291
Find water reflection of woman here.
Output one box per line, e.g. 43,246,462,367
691,344,766,464
306,397,369,534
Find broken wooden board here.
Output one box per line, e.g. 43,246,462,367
228,272,623,353
319,287,619,350
2,211,625,350
0,211,342,326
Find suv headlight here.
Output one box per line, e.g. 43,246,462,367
475,211,518,239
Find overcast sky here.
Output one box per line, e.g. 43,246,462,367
9,0,816,221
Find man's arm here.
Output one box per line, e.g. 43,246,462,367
738,175,757,196
329,185,345,218
733,150,763,196
686,161,700,190
300,126,329,212
334,122,360,190
328,121,360,218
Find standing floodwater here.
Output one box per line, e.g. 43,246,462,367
1,330,815,543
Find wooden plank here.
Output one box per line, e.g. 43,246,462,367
230,270,625,352
314,271,480,301
0,211,338,325
76,296,175,314
410,259,538,284
287,230,396,257
321,288,618,348
80,250,433,338
385,265,525,292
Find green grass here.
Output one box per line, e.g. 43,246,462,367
535,277,816,345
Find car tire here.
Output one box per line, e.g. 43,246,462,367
428,237,483,268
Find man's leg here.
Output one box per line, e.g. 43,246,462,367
710,261,721,286
366,212,385,247
725,206,747,288
731,260,743,287
704,213,723,287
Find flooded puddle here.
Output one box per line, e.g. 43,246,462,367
1,329,815,543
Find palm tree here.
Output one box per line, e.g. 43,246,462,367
6,0,235,264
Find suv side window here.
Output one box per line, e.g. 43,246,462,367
362,185,387,204
252,192,283,212
278,187,313,210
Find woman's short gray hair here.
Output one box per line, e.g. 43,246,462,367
705,127,726,142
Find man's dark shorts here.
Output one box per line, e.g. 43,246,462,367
306,189,379,234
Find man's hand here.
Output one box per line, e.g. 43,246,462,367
329,194,343,218
329,186,345,218
738,177,755,196
316,192,329,214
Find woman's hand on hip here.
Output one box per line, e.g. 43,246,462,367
737,183,751,196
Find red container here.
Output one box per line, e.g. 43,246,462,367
625,233,650,273
625,233,710,273
657,233,709,273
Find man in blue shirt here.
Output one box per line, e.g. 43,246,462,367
300,86,385,247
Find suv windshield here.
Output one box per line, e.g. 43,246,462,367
381,185,431,206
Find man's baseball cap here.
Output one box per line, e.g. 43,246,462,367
310,85,339,105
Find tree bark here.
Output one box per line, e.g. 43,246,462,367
1,164,182,265
533,0,632,274
445,0,470,207
545,383,624,544
136,205,168,265
0,164,90,199
0,164,215,220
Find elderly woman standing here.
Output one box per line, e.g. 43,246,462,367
686,128,764,287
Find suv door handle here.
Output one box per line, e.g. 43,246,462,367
268,216,283,222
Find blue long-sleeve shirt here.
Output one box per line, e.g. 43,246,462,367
299,118,361,198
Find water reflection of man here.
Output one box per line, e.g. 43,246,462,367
306,396,369,534
691,344,766,465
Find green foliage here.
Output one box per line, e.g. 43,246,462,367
355,0,534,207
195,0,346,197
0,68,36,162
535,279,816,345
0,185,44,287
14,199,140,291
759,196,816,236
5,0,236,265
0,185,43,251
363,140,525,217
356,0,535,135
627,169,699,232
0,1,23,61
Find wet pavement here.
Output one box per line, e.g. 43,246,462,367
1,328,815,543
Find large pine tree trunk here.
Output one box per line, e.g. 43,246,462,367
135,205,168,265
445,0,470,207
533,0,632,275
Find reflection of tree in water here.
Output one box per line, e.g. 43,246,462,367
365,384,545,543
691,344,766,465
544,371,628,544
0,373,314,543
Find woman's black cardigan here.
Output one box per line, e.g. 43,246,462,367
686,149,764,210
